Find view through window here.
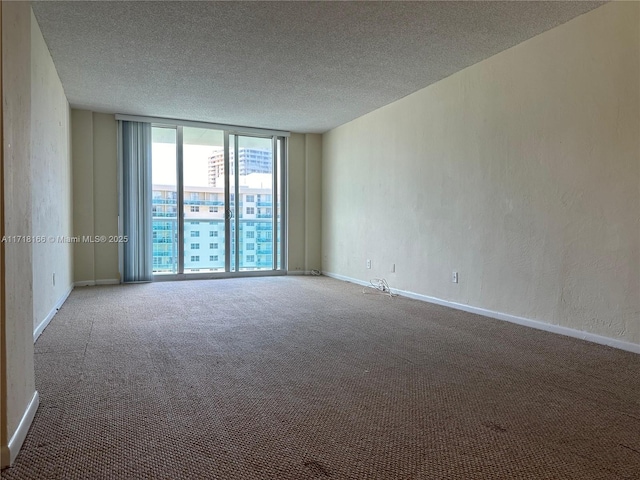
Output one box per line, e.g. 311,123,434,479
151,125,284,276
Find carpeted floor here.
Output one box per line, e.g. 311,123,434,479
2,276,639,479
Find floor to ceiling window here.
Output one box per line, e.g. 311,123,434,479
150,122,286,278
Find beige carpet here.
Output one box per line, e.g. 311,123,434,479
3,276,639,479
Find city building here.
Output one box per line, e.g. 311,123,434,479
152,184,279,273
208,147,273,187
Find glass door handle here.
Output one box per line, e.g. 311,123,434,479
226,209,233,220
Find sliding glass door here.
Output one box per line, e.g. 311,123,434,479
230,134,277,271
151,127,178,274
183,127,226,273
151,124,285,278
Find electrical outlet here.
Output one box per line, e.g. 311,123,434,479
452,271,458,283
366,259,371,269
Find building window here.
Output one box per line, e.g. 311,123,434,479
210,255,218,262
246,207,255,215
246,195,254,202
246,255,255,262
190,231,200,237
246,231,255,239
190,206,199,212
190,221,199,225
246,243,255,250
190,255,200,262
190,243,200,250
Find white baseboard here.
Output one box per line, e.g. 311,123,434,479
33,285,73,342
322,271,640,355
6,391,39,466
74,278,119,287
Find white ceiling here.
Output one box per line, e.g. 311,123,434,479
32,1,605,134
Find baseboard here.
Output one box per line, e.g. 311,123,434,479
322,272,376,288
74,278,119,287
5,391,39,467
322,271,640,355
33,285,73,342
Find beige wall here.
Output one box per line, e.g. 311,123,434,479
91,114,118,282
71,110,119,284
322,2,640,346
287,134,305,272
1,4,73,466
1,0,36,466
71,110,94,283
0,0,4,462
31,9,73,332
288,133,322,273
304,134,322,272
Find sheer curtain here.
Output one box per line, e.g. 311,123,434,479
119,121,153,282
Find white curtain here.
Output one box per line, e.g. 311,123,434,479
119,121,153,282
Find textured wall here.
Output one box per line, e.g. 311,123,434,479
71,110,95,283
304,134,322,272
322,2,639,345
31,9,73,331
0,0,4,460
287,134,306,273
1,0,35,461
288,133,322,273
71,111,119,284
91,113,118,282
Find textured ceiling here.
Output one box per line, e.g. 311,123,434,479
32,1,605,133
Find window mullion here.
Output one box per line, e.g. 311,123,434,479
177,126,185,274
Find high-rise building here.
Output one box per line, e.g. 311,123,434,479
152,184,278,273
208,148,273,186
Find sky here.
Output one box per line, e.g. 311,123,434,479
151,126,274,189
152,143,220,187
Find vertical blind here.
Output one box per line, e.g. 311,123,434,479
119,121,153,282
